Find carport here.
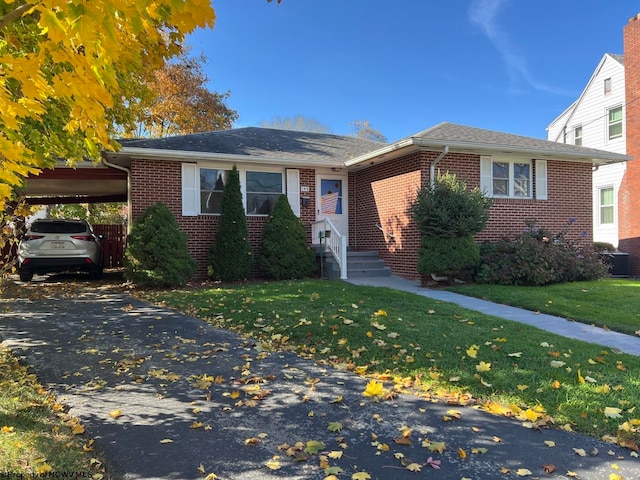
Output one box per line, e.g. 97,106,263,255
22,161,128,205
16,161,129,268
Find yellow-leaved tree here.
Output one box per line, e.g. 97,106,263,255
0,0,215,210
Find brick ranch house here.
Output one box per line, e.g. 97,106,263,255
91,122,628,281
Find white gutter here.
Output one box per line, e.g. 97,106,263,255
101,157,132,234
112,147,345,168
430,146,449,186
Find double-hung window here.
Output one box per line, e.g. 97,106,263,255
245,171,283,215
608,106,623,140
481,156,546,200
488,160,531,198
574,126,582,146
599,187,614,225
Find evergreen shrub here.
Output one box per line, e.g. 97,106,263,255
260,195,317,279
209,165,253,281
418,236,479,278
124,202,196,287
411,173,492,277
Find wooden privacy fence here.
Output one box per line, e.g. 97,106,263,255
93,224,126,268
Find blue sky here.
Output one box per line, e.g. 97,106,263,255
188,1,640,142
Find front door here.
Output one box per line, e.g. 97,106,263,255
316,176,348,240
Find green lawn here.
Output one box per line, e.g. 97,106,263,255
0,344,107,476
448,278,640,336
138,279,640,447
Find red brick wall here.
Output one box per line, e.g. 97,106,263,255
130,159,313,279
352,152,594,280
620,14,640,275
299,168,316,243
350,153,422,279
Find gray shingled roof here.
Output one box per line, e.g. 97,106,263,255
118,127,386,162
608,53,624,65
408,122,629,161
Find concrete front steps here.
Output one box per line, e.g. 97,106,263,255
315,248,392,279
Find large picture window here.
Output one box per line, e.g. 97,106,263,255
246,171,283,214
200,168,228,214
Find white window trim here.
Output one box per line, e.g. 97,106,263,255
480,156,535,199
607,105,623,142
243,168,285,216
598,185,615,226
182,163,287,216
573,125,582,146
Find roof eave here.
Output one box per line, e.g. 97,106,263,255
343,137,631,168
105,147,346,168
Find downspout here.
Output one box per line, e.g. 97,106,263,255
101,157,132,234
430,145,449,186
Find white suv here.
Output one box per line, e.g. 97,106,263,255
17,219,104,282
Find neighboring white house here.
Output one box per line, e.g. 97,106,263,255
547,53,626,247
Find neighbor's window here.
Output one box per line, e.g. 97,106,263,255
604,77,612,94
608,106,623,140
200,168,229,214
574,126,583,146
246,171,283,214
491,160,531,198
600,187,614,224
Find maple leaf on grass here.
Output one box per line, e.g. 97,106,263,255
476,361,491,372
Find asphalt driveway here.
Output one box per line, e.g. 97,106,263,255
1,274,639,479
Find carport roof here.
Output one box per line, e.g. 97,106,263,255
23,162,128,205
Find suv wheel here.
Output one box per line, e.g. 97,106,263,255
88,266,103,280
19,270,33,282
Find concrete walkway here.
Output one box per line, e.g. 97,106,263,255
346,276,640,356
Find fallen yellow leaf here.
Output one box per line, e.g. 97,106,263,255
604,407,624,419
516,468,532,476
109,409,122,419
363,380,384,397
476,361,491,372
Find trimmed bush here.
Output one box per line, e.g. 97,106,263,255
411,173,491,278
260,195,317,279
418,236,479,278
124,202,196,287
475,220,609,286
208,165,253,281
411,172,492,238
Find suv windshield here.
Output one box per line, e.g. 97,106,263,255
30,221,87,234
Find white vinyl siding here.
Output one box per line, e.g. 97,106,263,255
546,54,626,247
547,55,625,153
